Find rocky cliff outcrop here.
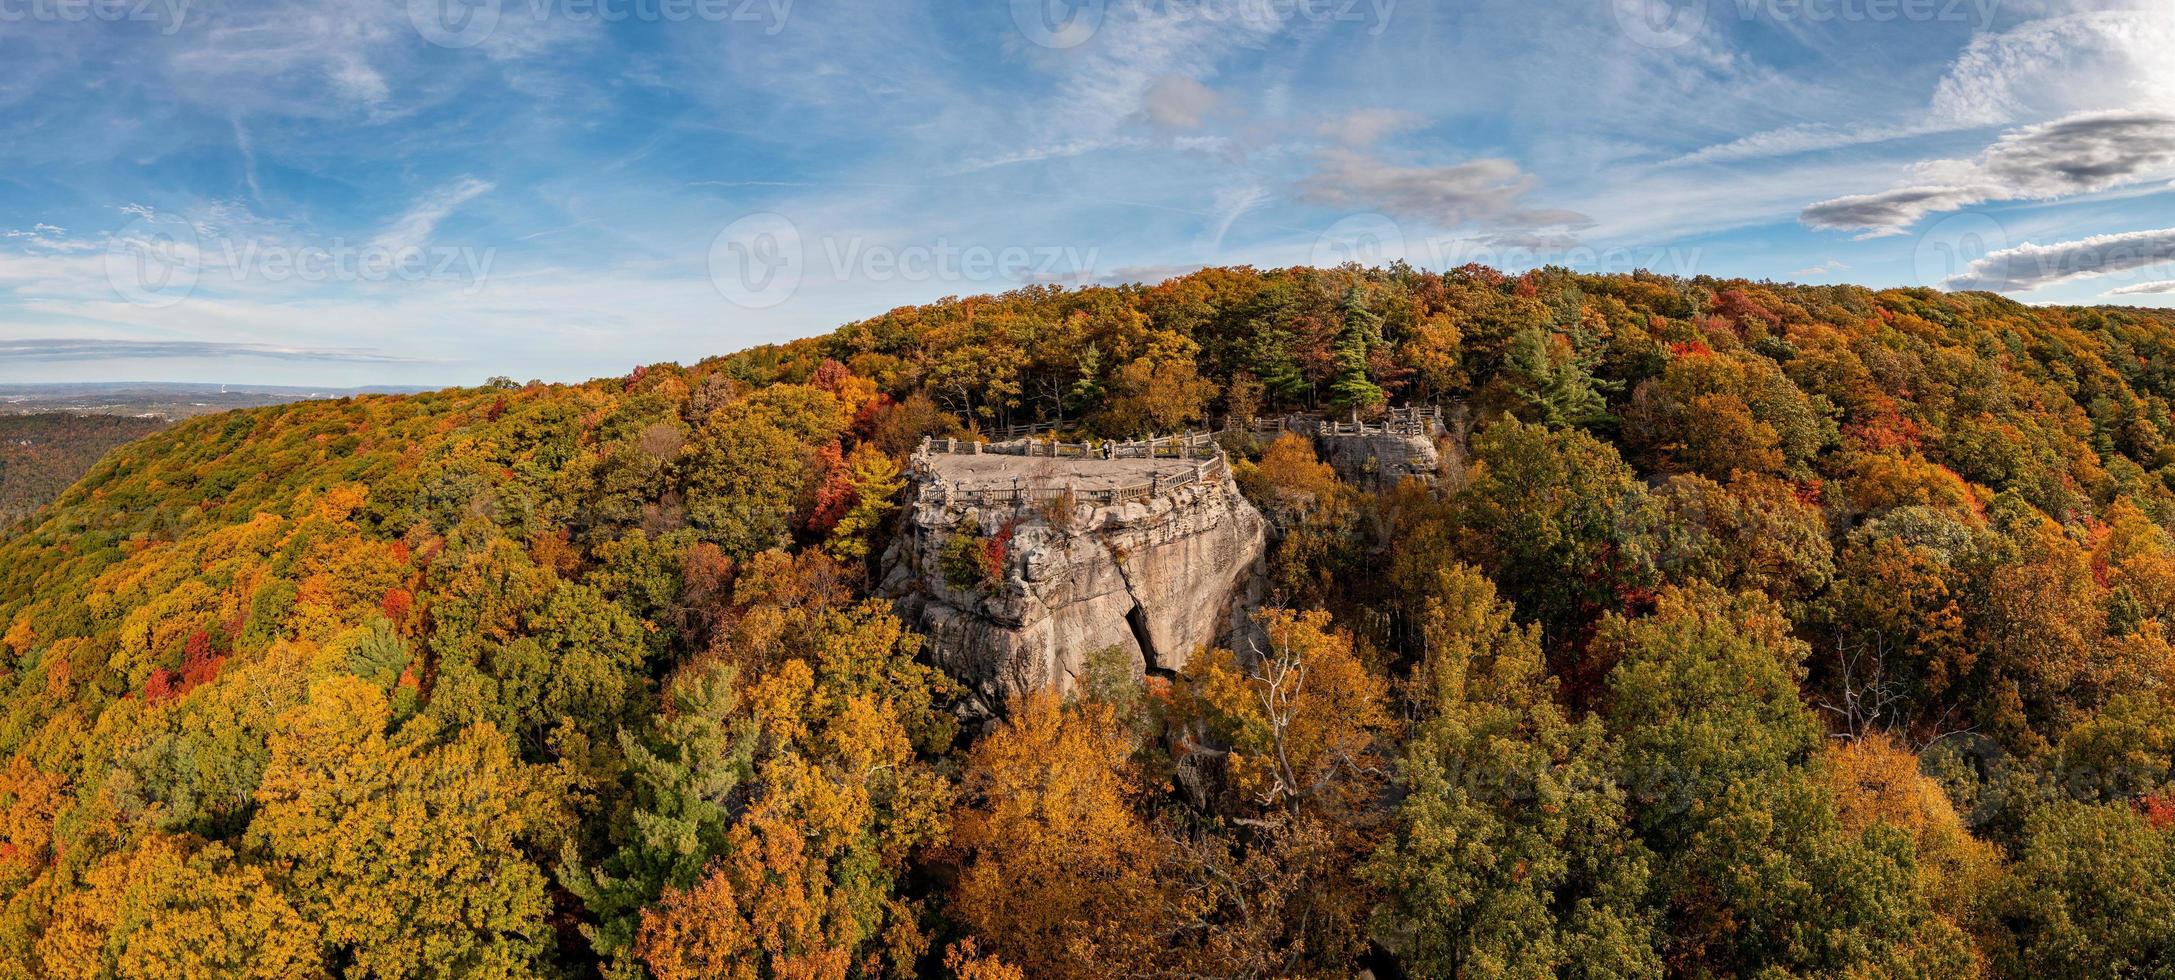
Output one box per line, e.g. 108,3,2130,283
1315,430,1441,486
882,437,1266,711
1243,406,1453,487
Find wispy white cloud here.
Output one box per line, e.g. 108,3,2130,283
371,178,495,255
1929,9,2175,127
1672,122,1944,166
0,338,415,363
232,115,263,203
1316,108,1423,148
1202,183,1269,256
1676,8,2175,167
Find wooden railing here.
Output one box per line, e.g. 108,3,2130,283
997,419,1060,440
1228,405,1444,439
917,430,1220,461
911,433,1232,509
908,405,1444,511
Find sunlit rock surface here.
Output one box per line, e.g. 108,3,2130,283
881,436,1266,712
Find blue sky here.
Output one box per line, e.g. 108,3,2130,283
3,0,2174,386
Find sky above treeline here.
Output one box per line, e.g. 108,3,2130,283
2,0,2173,386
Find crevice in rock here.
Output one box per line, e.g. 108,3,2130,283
1126,600,1173,678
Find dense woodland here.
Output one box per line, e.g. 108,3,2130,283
0,414,166,530
1,264,2173,977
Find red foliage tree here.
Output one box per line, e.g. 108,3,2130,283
382,587,414,625
145,667,180,704
803,443,852,535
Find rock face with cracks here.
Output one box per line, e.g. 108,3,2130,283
1288,406,1450,487
881,438,1266,711
1315,430,1442,487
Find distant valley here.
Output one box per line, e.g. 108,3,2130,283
0,382,438,420
0,413,168,529
0,383,439,531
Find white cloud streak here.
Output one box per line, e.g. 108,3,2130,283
370,178,496,255
1945,226,2175,292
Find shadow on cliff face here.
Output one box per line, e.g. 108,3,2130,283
1126,600,1174,678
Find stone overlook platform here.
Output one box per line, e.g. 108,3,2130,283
881,432,1265,712
908,431,1231,506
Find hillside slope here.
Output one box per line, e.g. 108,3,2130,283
1,265,2171,977
0,414,166,531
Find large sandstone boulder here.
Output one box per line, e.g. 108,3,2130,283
882,450,1266,712
1237,407,1454,487
1315,430,1441,486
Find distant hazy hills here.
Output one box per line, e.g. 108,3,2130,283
0,382,438,531
0,382,439,420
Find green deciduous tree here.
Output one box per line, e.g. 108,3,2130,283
1998,802,2175,977
1602,586,1977,977
1370,563,1660,978
1455,420,1661,663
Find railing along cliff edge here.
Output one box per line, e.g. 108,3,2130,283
911,431,1230,509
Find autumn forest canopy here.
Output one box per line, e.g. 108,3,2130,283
3,263,2175,977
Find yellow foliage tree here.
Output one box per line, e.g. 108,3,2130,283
1823,735,2004,946
36,835,323,979
947,691,1180,978
249,677,563,979
1180,608,1396,817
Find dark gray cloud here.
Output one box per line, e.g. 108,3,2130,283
1980,111,2175,192
1799,185,1999,237
0,339,417,363
1802,111,2175,236
1944,226,2175,292
1301,151,1593,237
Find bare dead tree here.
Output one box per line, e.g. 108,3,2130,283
1815,630,1906,741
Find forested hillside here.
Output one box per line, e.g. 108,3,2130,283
1,264,2172,977
0,414,166,531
